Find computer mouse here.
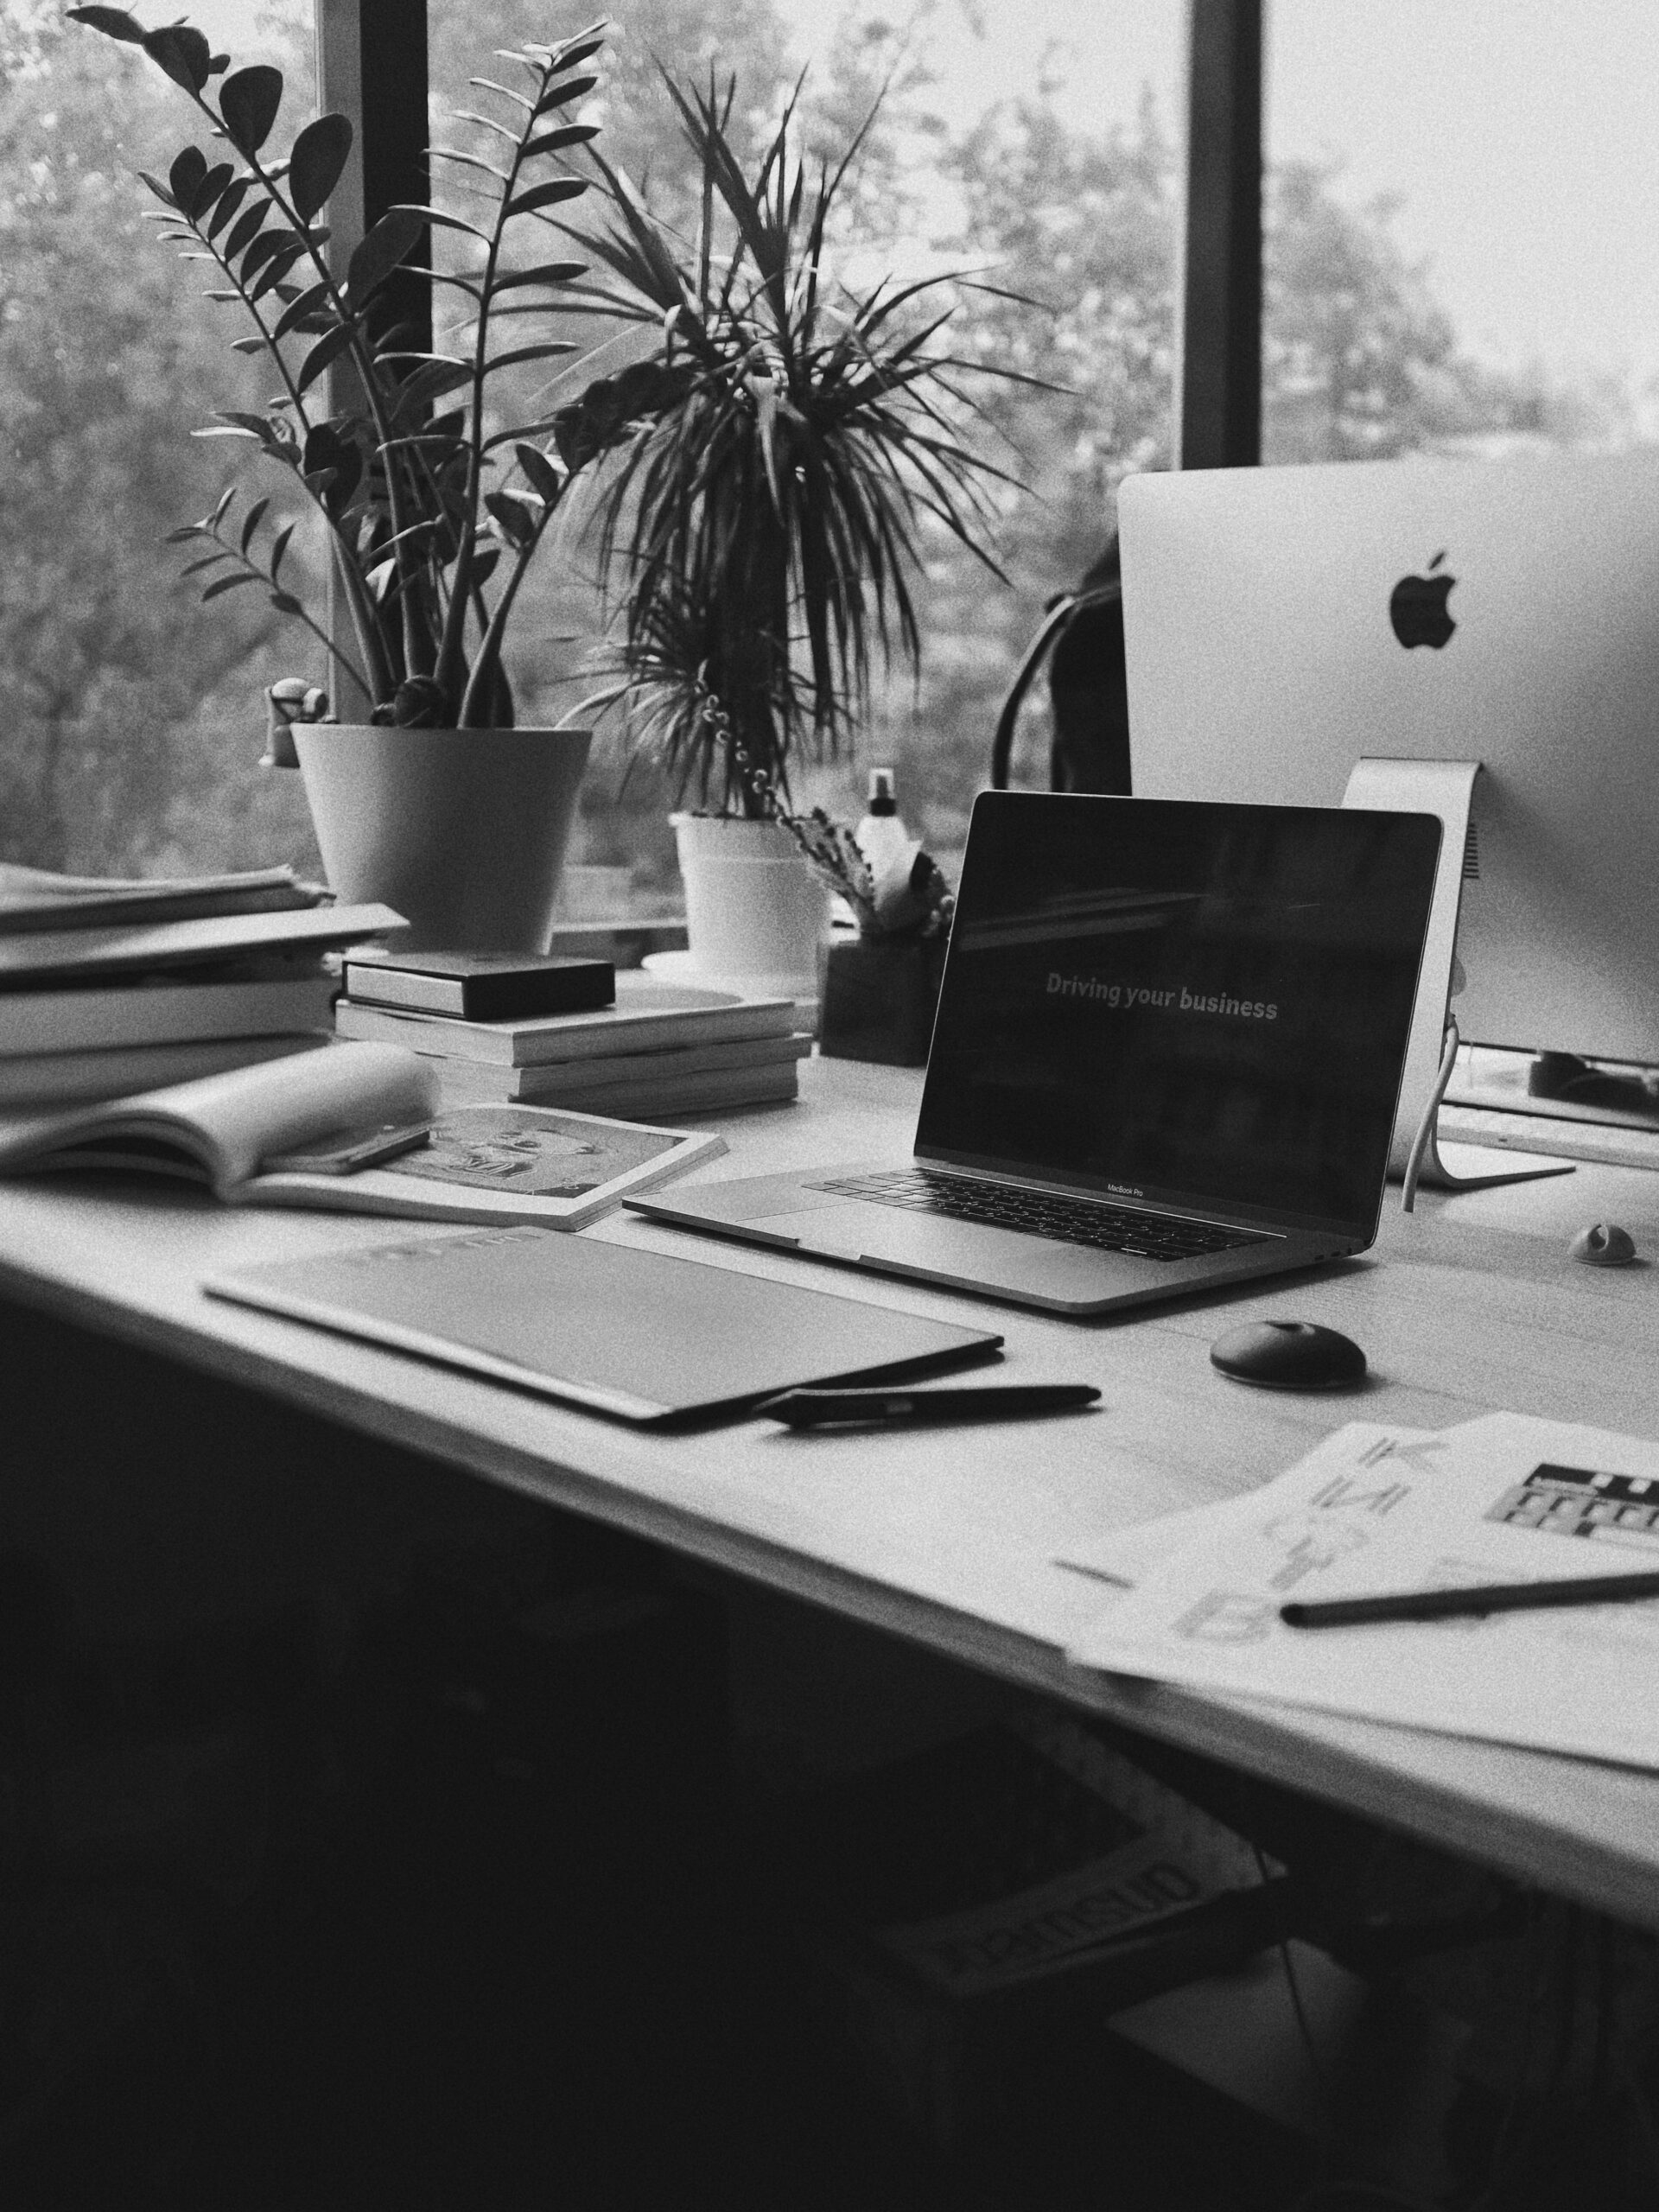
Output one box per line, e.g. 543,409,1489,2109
1210,1319,1368,1391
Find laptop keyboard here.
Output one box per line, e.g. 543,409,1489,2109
809,1169,1270,1262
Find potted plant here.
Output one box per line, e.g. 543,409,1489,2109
68,6,685,948
566,76,1017,988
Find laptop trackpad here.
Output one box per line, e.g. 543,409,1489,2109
760,1202,1058,1271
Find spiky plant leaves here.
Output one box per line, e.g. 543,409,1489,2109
566,78,1014,810
398,204,493,248
481,342,580,377
492,262,589,295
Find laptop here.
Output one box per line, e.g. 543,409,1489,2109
627,793,1441,1316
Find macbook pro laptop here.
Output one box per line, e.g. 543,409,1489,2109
627,793,1441,1316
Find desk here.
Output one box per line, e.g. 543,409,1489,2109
3,1054,1659,1929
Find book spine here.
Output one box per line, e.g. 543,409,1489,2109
340,966,467,1014
334,996,799,1065
508,1066,800,1114
0,1033,325,1109
497,1034,810,1096
0,974,338,1058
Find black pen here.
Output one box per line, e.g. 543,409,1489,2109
1281,1566,1659,1630
758,1382,1101,1429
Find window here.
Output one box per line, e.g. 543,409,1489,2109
0,0,319,875
1264,0,1658,462
4,0,1186,887
425,0,1185,881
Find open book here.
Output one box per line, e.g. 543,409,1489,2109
0,1040,725,1230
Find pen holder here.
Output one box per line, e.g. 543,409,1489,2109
819,936,946,1066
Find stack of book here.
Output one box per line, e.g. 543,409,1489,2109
334,956,812,1117
0,864,404,1109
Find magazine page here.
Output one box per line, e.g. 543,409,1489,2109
0,1042,434,1192
245,1101,727,1230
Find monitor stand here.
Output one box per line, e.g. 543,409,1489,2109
1341,759,1572,1195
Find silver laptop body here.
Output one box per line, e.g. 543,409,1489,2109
628,793,1440,1317
1119,448,1659,1065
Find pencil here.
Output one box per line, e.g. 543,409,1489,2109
1281,1566,1659,1630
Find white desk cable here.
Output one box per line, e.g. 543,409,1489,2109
1401,1015,1461,1215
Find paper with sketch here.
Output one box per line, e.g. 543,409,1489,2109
1069,1412,1659,1769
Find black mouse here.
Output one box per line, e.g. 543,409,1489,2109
1210,1319,1367,1391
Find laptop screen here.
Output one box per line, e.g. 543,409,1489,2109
915,795,1440,1232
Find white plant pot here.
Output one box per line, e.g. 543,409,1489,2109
671,812,831,988
293,723,591,951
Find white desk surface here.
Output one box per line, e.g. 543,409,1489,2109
3,1054,1659,1927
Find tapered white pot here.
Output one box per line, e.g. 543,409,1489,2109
294,724,591,951
671,813,831,990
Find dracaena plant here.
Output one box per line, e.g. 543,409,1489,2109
68,6,685,728
566,76,1022,817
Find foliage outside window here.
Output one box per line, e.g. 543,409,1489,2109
0,0,1643,891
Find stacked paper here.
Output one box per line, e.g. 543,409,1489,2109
1065,1411,1659,1769
0,866,395,1108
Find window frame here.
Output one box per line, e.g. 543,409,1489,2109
326,0,1264,487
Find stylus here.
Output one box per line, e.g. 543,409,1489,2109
758,1383,1101,1429
1281,1566,1659,1630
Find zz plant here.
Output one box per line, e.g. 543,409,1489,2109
69,7,683,727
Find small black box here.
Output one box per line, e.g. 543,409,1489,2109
341,951,615,1022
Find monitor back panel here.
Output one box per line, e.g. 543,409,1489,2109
1120,449,1659,1062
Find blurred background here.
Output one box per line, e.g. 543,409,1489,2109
2,0,1649,905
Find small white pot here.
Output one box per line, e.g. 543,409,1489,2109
671,812,831,987
294,723,591,951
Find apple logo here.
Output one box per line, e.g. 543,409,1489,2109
1389,550,1456,649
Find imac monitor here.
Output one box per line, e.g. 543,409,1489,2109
1118,448,1659,1070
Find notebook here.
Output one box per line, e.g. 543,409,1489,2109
628,792,1441,1317
205,1224,1001,1427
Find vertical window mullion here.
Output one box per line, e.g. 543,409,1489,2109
1176,0,1263,468
314,0,432,713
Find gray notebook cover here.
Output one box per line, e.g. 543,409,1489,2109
205,1224,1001,1427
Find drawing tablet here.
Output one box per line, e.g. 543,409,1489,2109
204,1224,1002,1427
